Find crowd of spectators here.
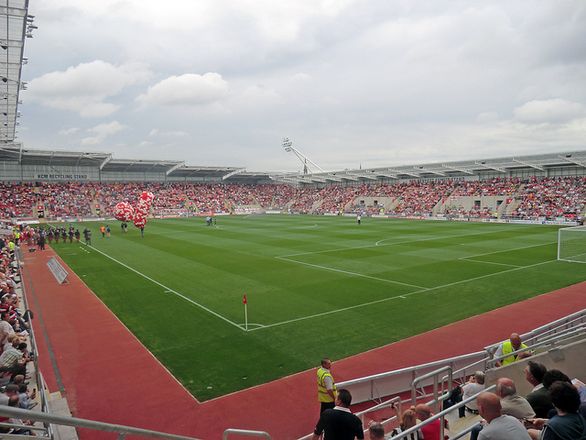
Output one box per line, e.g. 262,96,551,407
0,176,584,221
511,177,586,221
0,224,39,435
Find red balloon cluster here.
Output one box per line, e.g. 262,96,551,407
114,201,134,222
133,191,155,229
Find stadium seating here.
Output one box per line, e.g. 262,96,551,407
0,176,584,221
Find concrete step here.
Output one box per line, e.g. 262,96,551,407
48,394,78,440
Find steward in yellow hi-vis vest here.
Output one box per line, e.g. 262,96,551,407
495,333,529,367
317,358,337,414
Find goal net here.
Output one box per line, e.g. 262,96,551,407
558,226,586,263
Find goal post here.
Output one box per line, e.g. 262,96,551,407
558,226,586,263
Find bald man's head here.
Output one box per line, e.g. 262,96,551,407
510,333,522,350
477,392,502,422
496,378,516,398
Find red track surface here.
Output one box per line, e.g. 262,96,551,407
23,247,586,439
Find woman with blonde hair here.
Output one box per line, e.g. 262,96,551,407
390,402,423,439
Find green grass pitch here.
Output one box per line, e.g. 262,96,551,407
50,215,586,400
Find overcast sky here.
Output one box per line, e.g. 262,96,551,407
18,0,586,172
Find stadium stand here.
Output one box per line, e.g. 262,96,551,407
0,176,584,222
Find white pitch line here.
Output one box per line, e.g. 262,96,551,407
459,258,521,268
460,241,556,259
279,226,526,258
250,259,557,331
84,243,245,331
276,256,426,290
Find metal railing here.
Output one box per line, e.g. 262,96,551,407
484,309,586,356
0,406,201,440
486,325,586,368
336,351,484,404
14,247,53,437
389,385,496,440
411,365,452,413
223,429,272,439
355,395,401,428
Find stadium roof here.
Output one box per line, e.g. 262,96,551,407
270,150,586,184
0,145,273,180
0,0,33,144
1,144,585,183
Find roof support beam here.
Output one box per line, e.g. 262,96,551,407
347,173,378,180
99,154,112,170
165,161,185,176
414,166,445,176
388,168,420,178
324,174,343,182
442,164,473,175
558,155,586,168
474,161,505,173
222,167,246,180
512,158,544,171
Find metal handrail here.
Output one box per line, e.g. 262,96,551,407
14,248,53,437
355,395,401,427
337,351,483,389
390,384,496,440
484,309,586,353
487,326,586,367
411,365,452,413
223,429,272,439
443,324,586,383
0,421,48,432
0,406,201,440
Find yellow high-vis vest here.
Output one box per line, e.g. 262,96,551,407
501,341,528,366
317,367,337,403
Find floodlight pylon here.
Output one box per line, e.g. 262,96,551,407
281,137,324,175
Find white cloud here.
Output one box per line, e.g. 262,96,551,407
148,129,188,137
476,112,500,123
27,61,152,117
136,73,229,107
514,99,585,124
58,127,80,135
81,121,126,145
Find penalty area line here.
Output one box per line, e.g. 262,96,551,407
275,256,426,290
250,258,557,332
83,243,245,332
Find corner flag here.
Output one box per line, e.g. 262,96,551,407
243,294,248,331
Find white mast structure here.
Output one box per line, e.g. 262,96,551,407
282,137,324,175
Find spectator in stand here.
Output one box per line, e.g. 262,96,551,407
312,388,364,440
0,340,29,376
0,312,14,351
471,378,534,440
476,392,531,440
525,361,553,418
390,402,422,439
542,370,571,392
497,378,536,420
414,403,443,440
494,333,529,367
462,371,487,417
526,381,586,440
368,422,385,440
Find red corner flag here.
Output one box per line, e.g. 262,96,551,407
243,294,247,305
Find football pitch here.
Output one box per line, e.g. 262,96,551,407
50,215,586,400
